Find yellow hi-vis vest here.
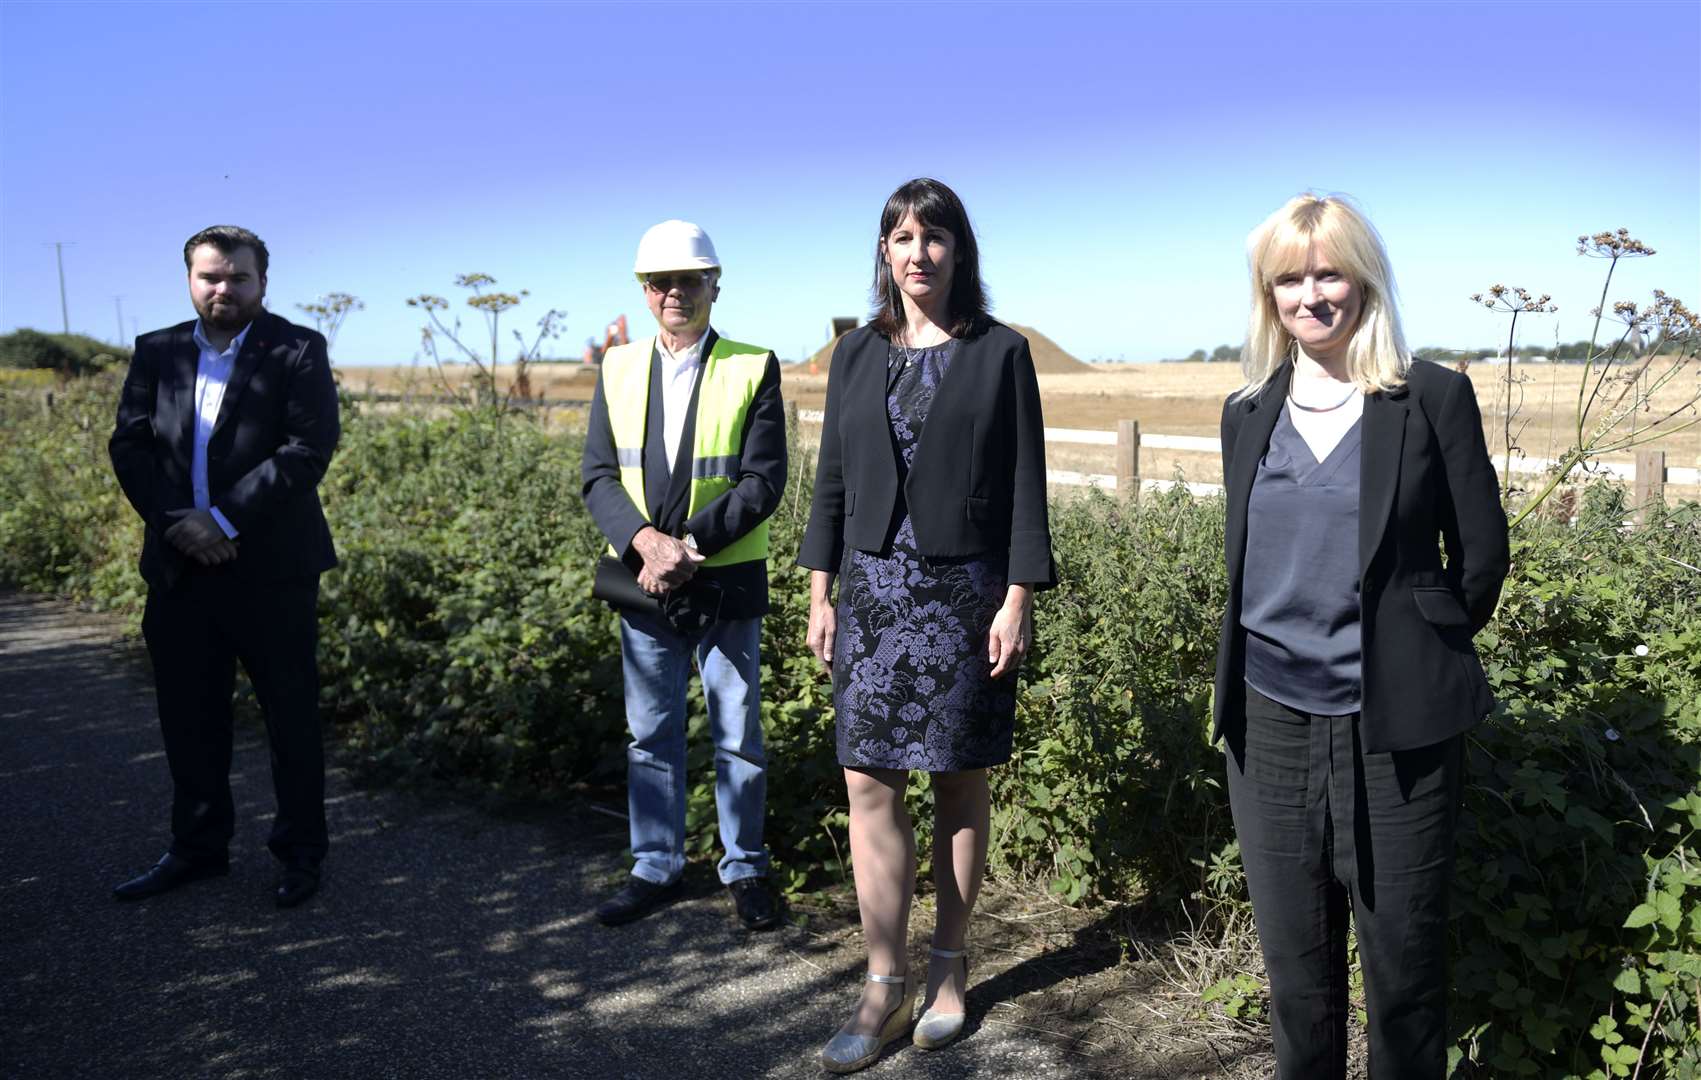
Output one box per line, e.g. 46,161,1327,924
601,334,772,566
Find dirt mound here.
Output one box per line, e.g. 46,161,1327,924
796,321,1091,373
1005,323,1092,373
802,335,842,372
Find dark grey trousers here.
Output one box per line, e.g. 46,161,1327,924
1225,683,1463,1080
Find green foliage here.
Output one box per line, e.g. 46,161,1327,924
1,377,1696,1077
0,368,59,390
1203,971,1269,1021
0,329,75,372
1450,494,1701,1078
0,329,128,374
0,374,145,612
995,484,1230,906
313,406,628,790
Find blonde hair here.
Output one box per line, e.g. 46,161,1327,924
1237,193,1409,399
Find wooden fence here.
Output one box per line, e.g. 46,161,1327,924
794,409,1699,503
330,394,1694,507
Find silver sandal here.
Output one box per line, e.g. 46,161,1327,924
913,946,969,1050
820,971,916,1073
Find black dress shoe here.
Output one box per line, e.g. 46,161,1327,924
727,876,781,931
113,852,229,901
595,877,683,926
275,865,321,909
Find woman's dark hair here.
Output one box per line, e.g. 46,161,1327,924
870,178,990,340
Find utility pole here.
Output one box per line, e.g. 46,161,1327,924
114,296,126,345
44,241,75,333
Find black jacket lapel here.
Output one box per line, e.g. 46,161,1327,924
211,314,271,438
1358,386,1408,574
173,323,200,452
1224,363,1289,583
858,332,899,498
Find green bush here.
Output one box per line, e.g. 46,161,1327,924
0,329,127,375
314,407,629,789
50,331,129,372
999,484,1231,906
0,329,77,373
0,374,144,610
2,377,1696,1077
1450,492,1701,1078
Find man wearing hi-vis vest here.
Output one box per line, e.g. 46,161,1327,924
581,220,787,930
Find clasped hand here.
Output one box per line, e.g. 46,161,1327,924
631,527,704,595
164,509,237,566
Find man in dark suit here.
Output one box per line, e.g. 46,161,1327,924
108,225,340,908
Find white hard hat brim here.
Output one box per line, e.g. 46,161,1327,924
633,254,721,276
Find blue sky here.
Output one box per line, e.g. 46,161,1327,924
3,1,1697,364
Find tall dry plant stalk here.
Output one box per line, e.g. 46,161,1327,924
1472,229,1699,528
295,292,364,356
1469,285,1556,497
406,273,565,414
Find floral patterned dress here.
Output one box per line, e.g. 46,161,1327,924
833,341,1016,772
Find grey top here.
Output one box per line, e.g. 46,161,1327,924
1240,403,1364,715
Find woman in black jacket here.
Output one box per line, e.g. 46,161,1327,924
799,178,1054,1072
1215,193,1509,1079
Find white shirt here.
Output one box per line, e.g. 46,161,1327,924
1284,380,1364,463
655,330,707,470
191,320,247,538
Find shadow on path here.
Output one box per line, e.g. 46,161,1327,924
0,591,1255,1079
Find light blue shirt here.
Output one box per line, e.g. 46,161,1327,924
191,320,247,539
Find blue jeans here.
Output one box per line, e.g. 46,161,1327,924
618,609,770,886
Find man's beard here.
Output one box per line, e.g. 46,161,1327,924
195,294,264,331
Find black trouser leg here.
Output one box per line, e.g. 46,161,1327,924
224,579,327,866
1226,685,1461,1080
1226,688,1349,1077
143,576,239,864
1347,725,1462,1079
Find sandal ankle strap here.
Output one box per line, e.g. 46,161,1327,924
929,946,966,959
865,971,907,984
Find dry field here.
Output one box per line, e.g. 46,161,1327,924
786,361,1701,501
337,360,601,401
337,359,1701,501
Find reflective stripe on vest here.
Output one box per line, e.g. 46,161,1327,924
601,334,771,566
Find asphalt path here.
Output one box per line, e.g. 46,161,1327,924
0,591,1085,1080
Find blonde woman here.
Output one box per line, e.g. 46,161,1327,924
1212,194,1509,1078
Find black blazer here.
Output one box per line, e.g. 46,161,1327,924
1213,360,1510,754
798,321,1055,588
109,310,340,590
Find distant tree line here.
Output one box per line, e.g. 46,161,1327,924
1166,343,1243,363
1159,340,1606,364
1413,340,1599,364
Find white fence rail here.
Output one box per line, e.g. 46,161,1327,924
791,409,1697,498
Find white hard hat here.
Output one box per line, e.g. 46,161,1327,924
633,219,720,277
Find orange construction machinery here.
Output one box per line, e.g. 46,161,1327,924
583,315,630,364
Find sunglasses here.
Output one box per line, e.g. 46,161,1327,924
642,271,714,294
